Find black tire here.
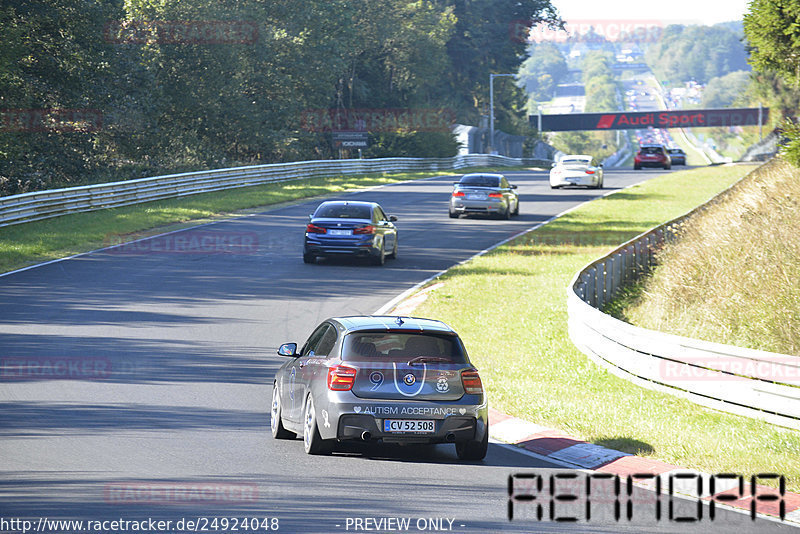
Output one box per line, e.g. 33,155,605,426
303,395,331,455
512,200,520,216
503,204,512,220
303,253,316,264
371,243,385,266
387,236,398,259
271,385,295,439
449,210,459,218
633,164,641,170
665,163,671,170
455,428,488,461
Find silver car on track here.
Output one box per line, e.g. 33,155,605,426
449,173,519,219
271,316,489,460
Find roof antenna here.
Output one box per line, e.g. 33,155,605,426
395,317,404,326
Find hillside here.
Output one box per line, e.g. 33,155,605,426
619,158,800,355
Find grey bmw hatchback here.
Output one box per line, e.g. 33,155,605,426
271,316,489,460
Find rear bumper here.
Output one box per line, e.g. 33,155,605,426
337,414,483,444
320,395,489,444
450,198,507,215
304,236,379,258
550,173,598,187
635,160,668,168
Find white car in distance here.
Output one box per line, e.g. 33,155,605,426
549,155,604,189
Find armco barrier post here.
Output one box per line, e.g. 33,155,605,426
603,259,614,307
584,268,596,307
594,264,605,308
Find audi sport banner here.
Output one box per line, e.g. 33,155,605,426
535,108,768,132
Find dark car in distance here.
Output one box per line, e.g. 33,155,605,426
667,148,686,166
303,201,397,265
449,173,519,219
634,144,671,170
271,316,489,460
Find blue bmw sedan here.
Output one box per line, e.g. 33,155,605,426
303,200,398,265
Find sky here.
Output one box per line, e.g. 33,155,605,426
550,0,750,26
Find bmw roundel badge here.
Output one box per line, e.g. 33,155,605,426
403,373,416,386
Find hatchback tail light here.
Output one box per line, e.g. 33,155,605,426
327,365,357,391
461,369,483,395
452,191,465,197
353,225,375,235
488,192,503,198
306,223,327,234
585,170,595,174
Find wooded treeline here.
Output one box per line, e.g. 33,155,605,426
0,0,559,195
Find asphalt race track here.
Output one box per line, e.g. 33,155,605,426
0,168,789,533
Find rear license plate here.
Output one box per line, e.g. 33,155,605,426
466,193,487,200
328,229,352,236
383,419,435,433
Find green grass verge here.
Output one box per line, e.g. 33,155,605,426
0,166,527,274
411,163,800,491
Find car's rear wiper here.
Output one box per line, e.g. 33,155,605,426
407,356,451,365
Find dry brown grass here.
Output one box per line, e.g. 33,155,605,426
624,158,800,355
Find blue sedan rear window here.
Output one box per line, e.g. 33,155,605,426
342,333,468,363
314,204,371,219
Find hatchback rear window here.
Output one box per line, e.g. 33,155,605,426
640,147,663,155
460,175,500,187
342,332,468,363
314,204,371,219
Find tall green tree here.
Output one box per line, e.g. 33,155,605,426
744,0,800,86
744,0,800,164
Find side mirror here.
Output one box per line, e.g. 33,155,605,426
551,162,556,168
510,184,518,189
277,343,298,357
308,214,313,221
389,215,398,222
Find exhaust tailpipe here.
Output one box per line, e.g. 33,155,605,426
361,431,371,441
445,433,456,442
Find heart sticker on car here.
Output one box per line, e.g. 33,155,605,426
459,408,466,415
354,406,362,413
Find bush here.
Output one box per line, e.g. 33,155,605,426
364,131,459,158
779,119,800,166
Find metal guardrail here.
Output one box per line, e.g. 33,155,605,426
567,167,800,430
0,154,550,228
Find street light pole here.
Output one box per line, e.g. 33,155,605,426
489,73,515,154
